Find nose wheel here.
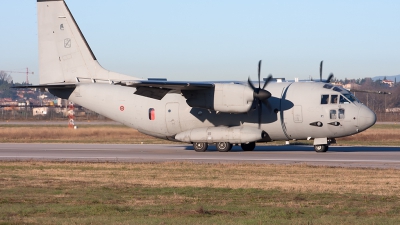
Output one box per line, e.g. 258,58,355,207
314,145,329,153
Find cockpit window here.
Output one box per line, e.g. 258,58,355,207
333,87,342,92
339,95,350,104
321,95,329,104
343,93,359,103
323,84,333,89
331,86,360,103
331,95,338,104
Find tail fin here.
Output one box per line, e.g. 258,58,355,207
37,0,135,84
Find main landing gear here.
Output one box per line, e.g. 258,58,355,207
216,142,233,152
193,142,208,152
241,142,256,151
193,142,256,152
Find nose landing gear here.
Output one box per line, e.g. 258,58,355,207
313,138,335,152
314,144,329,153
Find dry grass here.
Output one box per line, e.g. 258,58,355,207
0,125,171,144
1,124,400,145
336,124,400,145
2,161,400,197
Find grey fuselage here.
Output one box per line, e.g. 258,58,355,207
56,81,375,142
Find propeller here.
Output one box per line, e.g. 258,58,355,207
248,60,272,129
319,60,334,83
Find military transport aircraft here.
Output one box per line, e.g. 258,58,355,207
27,0,376,152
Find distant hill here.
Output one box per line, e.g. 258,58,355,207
372,75,400,82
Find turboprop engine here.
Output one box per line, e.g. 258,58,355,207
184,61,272,115
185,83,255,113
174,126,267,144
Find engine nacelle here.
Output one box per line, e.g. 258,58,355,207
185,83,254,113
175,126,267,144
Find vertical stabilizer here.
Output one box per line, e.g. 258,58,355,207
37,0,135,84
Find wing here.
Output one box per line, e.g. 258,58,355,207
13,80,217,100
117,80,215,100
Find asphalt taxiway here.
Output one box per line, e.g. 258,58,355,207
0,143,400,168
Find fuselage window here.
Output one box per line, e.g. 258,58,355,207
321,95,329,104
330,109,337,119
149,108,155,120
338,109,345,119
339,95,350,104
331,95,338,104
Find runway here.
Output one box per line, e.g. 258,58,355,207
1,143,400,168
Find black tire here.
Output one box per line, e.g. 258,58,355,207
314,145,329,153
241,142,256,151
193,142,208,152
216,142,233,152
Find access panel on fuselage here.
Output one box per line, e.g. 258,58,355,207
165,102,181,134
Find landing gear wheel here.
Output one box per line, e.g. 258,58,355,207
241,142,256,151
193,142,208,152
216,142,233,152
314,145,329,153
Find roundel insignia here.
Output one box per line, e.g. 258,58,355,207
120,105,125,111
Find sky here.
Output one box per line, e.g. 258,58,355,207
1,0,399,84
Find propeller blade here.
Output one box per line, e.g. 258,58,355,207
258,100,262,129
248,77,256,91
258,60,262,89
261,99,272,111
320,60,323,82
249,60,273,129
262,74,272,90
326,73,334,83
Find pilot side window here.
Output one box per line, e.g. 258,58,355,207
338,109,345,119
331,95,338,104
321,95,329,104
330,110,337,119
339,95,350,104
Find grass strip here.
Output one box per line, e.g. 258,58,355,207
0,161,400,224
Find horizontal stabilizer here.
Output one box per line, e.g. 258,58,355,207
12,84,76,89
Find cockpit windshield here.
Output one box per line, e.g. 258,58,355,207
324,84,360,104
343,93,359,103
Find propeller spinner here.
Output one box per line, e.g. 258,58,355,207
248,60,272,128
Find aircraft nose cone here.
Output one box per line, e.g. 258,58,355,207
358,105,376,132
